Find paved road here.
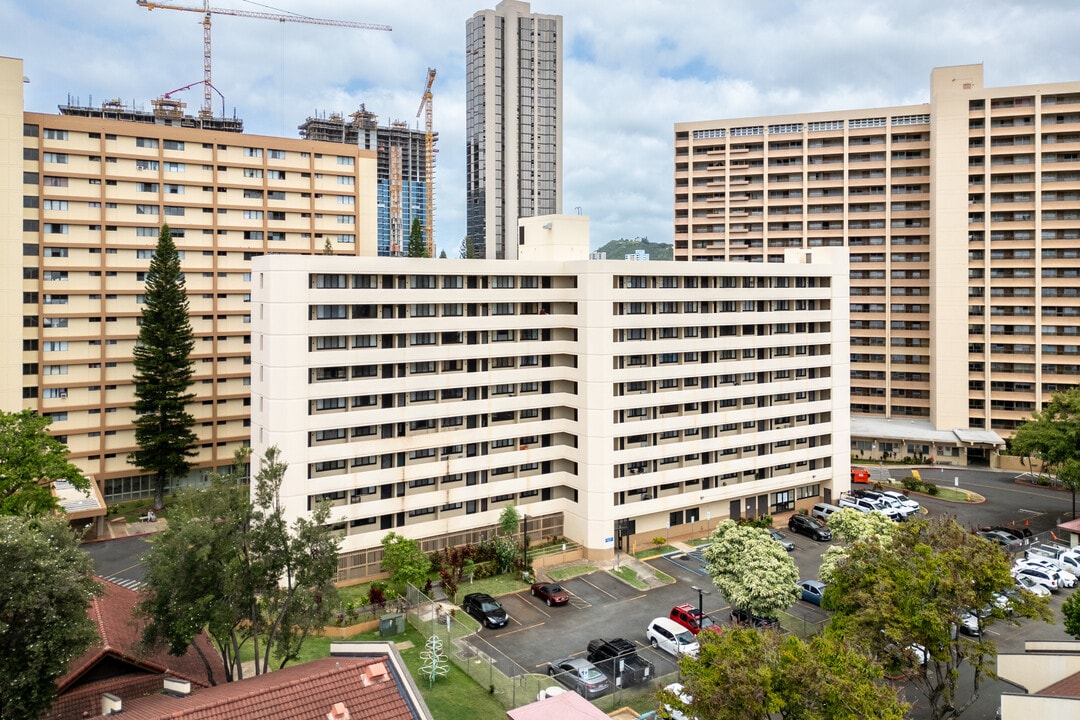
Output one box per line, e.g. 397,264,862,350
83,534,153,589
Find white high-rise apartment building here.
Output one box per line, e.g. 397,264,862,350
251,217,851,582
466,1,562,259
675,65,1080,463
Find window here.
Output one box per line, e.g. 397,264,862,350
244,147,263,157
163,205,184,216
337,175,355,185
44,128,68,140
338,195,354,205
43,341,69,352
243,209,263,220
44,246,68,257
269,149,286,159
43,271,67,281
136,137,159,148
43,295,68,305
43,224,68,234
43,152,68,164
135,159,159,171
43,176,68,187
268,170,286,180
136,204,159,215
337,155,355,165
164,161,185,172
492,276,515,288
243,168,263,178
43,199,68,211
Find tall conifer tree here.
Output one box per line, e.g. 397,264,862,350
130,224,197,510
407,218,428,257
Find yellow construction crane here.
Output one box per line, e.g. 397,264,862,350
137,0,391,117
416,68,436,257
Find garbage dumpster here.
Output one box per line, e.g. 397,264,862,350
379,612,405,637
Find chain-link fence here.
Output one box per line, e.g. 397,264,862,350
402,583,679,712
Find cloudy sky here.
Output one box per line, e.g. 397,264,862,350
4,1,1079,255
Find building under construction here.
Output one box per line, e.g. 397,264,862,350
299,108,436,256
59,95,244,133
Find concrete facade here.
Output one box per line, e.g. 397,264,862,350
466,1,562,259
675,64,1080,443
251,223,851,582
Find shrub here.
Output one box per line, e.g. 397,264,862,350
652,536,667,547
923,482,940,496
901,476,922,492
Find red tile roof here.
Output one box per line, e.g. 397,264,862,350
90,656,425,720
1038,671,1080,698
44,578,226,720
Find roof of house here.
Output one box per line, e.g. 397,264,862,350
1039,672,1080,698
92,656,427,720
506,690,614,720
58,578,224,691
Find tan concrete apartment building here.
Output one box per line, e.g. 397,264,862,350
1,56,378,502
250,219,851,580
675,64,1080,461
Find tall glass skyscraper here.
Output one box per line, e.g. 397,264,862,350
466,1,562,259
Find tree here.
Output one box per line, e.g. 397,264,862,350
407,218,428,258
459,235,477,259
498,505,520,536
700,520,799,618
825,515,1050,720
818,508,896,584
1063,591,1080,640
381,531,431,592
130,224,198,510
322,237,333,255
1011,387,1080,518
0,514,101,720
665,627,907,720
0,409,89,515
438,248,447,258
138,446,340,681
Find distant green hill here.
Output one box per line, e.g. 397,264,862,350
594,237,674,261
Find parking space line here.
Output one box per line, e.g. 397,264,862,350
578,576,618,599
569,596,591,609
496,622,544,637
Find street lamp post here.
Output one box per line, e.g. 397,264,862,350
690,584,710,621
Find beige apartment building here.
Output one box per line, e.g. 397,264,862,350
675,64,1080,462
251,218,851,581
1,56,378,502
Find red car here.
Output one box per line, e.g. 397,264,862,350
530,582,570,606
669,603,719,635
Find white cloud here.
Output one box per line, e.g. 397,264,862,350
5,0,1080,255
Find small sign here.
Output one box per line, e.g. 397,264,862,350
604,536,614,544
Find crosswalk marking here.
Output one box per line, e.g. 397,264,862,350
103,575,145,591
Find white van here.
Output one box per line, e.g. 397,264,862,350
646,617,700,658
811,502,842,522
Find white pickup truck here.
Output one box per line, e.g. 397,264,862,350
838,494,904,521
1025,543,1080,574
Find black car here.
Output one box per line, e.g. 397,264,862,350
788,513,833,541
586,638,654,687
730,607,780,630
461,592,508,628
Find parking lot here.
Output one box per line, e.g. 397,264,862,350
463,468,1079,717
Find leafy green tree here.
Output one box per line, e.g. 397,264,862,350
818,507,897,585
130,224,197,510
139,446,339,681
665,628,906,720
460,235,477,259
0,409,89,515
1063,591,1080,640
438,248,447,258
381,531,431,591
701,520,799,618
322,237,333,255
1011,387,1080,517
1,514,101,720
825,515,1050,720
407,218,428,258
498,505,521,536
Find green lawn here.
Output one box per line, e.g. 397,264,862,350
609,566,648,589
548,564,596,582
634,544,676,559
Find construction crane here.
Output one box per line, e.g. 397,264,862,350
416,68,436,257
137,0,391,117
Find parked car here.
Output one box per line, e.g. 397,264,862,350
1016,558,1077,587
1015,574,1052,597
646,617,700,657
879,489,921,515
838,494,903,521
461,592,509,628
788,513,833,541
957,607,990,637
855,489,916,519
770,529,795,551
993,525,1033,542
547,657,611,699
1011,564,1061,593
811,502,842,522
796,579,826,606
659,682,695,720
669,603,718,635
977,530,1023,553
586,637,654,687
730,607,780,630
530,582,570,606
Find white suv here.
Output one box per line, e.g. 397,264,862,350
878,490,921,515
1012,563,1063,592
1016,558,1077,588
647,617,700,658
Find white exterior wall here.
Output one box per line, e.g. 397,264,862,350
251,244,850,576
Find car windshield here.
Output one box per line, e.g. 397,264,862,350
580,667,605,682
674,629,695,644
547,585,563,593
698,615,716,628
480,600,501,612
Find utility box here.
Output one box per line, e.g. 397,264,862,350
379,613,405,637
